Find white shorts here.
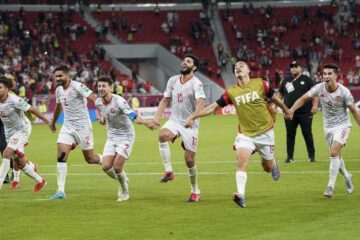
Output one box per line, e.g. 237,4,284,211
103,137,134,159
57,126,94,150
162,119,199,153
324,126,350,148
7,129,31,157
233,129,275,160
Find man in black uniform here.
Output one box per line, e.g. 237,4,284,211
278,61,317,163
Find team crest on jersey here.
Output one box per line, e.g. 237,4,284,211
110,108,116,113
336,96,342,102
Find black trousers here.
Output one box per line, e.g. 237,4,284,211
0,120,7,155
284,114,315,159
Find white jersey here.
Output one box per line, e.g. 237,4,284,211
56,80,92,129
308,82,353,129
0,94,31,139
164,75,206,128
95,94,135,139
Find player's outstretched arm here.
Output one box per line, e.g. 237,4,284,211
87,93,98,103
271,94,290,118
148,97,170,129
185,102,219,128
311,97,319,114
27,106,51,126
348,104,360,126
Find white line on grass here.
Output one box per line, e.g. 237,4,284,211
38,170,360,176
37,158,360,168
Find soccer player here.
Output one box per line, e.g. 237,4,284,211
286,63,360,197
49,65,102,200
185,61,290,208
0,77,49,191
149,54,206,202
95,76,152,201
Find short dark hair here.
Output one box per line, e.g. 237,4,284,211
98,76,113,86
53,65,69,74
323,63,340,74
184,54,199,72
0,76,10,89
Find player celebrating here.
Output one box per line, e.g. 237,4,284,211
95,76,152,201
0,77,49,191
185,61,290,208
149,54,206,202
49,65,102,200
287,63,360,197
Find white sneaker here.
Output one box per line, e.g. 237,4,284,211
117,193,129,202
345,174,354,194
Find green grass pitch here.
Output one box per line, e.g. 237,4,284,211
1,113,359,240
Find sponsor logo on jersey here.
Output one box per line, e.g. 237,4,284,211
234,91,260,105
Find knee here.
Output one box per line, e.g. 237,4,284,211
159,132,172,142
261,160,272,172
185,156,195,168
3,149,13,159
330,150,339,158
113,166,124,173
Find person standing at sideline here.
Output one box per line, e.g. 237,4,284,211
278,61,317,163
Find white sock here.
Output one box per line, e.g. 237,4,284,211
339,158,350,178
105,167,117,180
22,163,42,183
57,162,67,193
236,171,247,197
188,165,200,194
116,171,129,194
13,170,21,182
0,158,11,189
159,142,173,172
328,156,340,188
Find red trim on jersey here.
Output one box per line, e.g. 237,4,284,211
180,75,194,84
102,95,113,106
262,80,270,95
223,91,233,105
0,93,9,103
325,84,338,93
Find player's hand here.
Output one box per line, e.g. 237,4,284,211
284,109,294,120
311,106,318,115
146,119,160,130
49,123,56,133
99,117,106,125
185,116,194,128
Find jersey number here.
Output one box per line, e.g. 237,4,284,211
177,93,183,103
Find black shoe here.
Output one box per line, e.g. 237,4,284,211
309,157,316,163
233,193,246,208
284,157,294,163
3,174,10,184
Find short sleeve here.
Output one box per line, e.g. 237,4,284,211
344,89,354,106
163,78,174,98
193,81,206,99
76,82,93,98
307,84,321,98
13,96,31,112
117,96,134,115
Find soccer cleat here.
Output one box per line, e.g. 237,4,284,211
284,157,294,163
271,160,280,181
187,192,200,202
33,179,47,192
10,181,20,190
344,174,353,194
117,193,130,202
324,186,334,197
3,174,10,184
233,193,246,208
50,191,66,200
160,171,174,183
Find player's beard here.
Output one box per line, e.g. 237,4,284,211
180,66,192,75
